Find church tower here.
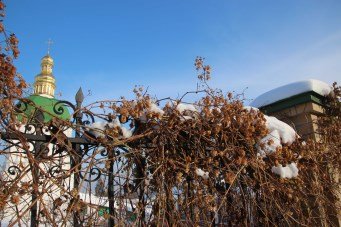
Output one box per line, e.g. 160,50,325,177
33,54,56,98
17,49,70,123
1,47,73,226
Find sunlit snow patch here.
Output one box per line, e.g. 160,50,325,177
139,101,164,123
88,118,132,139
195,168,209,180
250,79,331,108
271,163,299,179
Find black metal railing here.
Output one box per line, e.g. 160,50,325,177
0,87,128,227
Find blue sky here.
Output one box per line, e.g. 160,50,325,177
5,0,341,104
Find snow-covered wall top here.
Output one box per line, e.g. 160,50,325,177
250,79,331,108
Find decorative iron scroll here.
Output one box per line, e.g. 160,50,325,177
15,98,32,113
81,109,95,126
80,167,102,182
100,147,108,157
7,165,21,181
53,100,76,115
0,89,137,226
48,165,64,178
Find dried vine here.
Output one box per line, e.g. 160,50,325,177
0,1,340,226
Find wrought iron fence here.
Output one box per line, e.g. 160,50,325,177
0,88,127,227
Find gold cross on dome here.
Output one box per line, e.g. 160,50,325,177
46,38,53,55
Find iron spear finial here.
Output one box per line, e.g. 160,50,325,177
75,87,84,106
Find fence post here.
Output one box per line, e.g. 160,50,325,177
72,88,84,227
108,148,115,227
30,111,44,227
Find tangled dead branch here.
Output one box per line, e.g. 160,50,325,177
0,2,340,226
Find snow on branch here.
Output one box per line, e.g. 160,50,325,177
271,163,299,179
87,118,133,139
195,168,209,180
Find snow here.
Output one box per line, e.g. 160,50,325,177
163,101,198,120
139,101,164,122
264,116,297,145
149,103,164,115
176,103,197,114
257,116,297,156
88,122,110,138
271,163,299,179
244,107,299,177
88,118,133,139
250,79,332,108
171,102,198,120
257,130,282,157
244,107,297,156
243,106,259,112
195,168,209,180
121,127,133,138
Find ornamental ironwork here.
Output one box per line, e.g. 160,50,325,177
0,88,130,227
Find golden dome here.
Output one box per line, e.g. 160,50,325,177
41,55,54,66
33,54,56,98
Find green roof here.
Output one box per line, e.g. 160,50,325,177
259,91,325,115
17,95,71,123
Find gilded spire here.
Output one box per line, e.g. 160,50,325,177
33,41,56,98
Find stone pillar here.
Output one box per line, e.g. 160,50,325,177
259,93,340,226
